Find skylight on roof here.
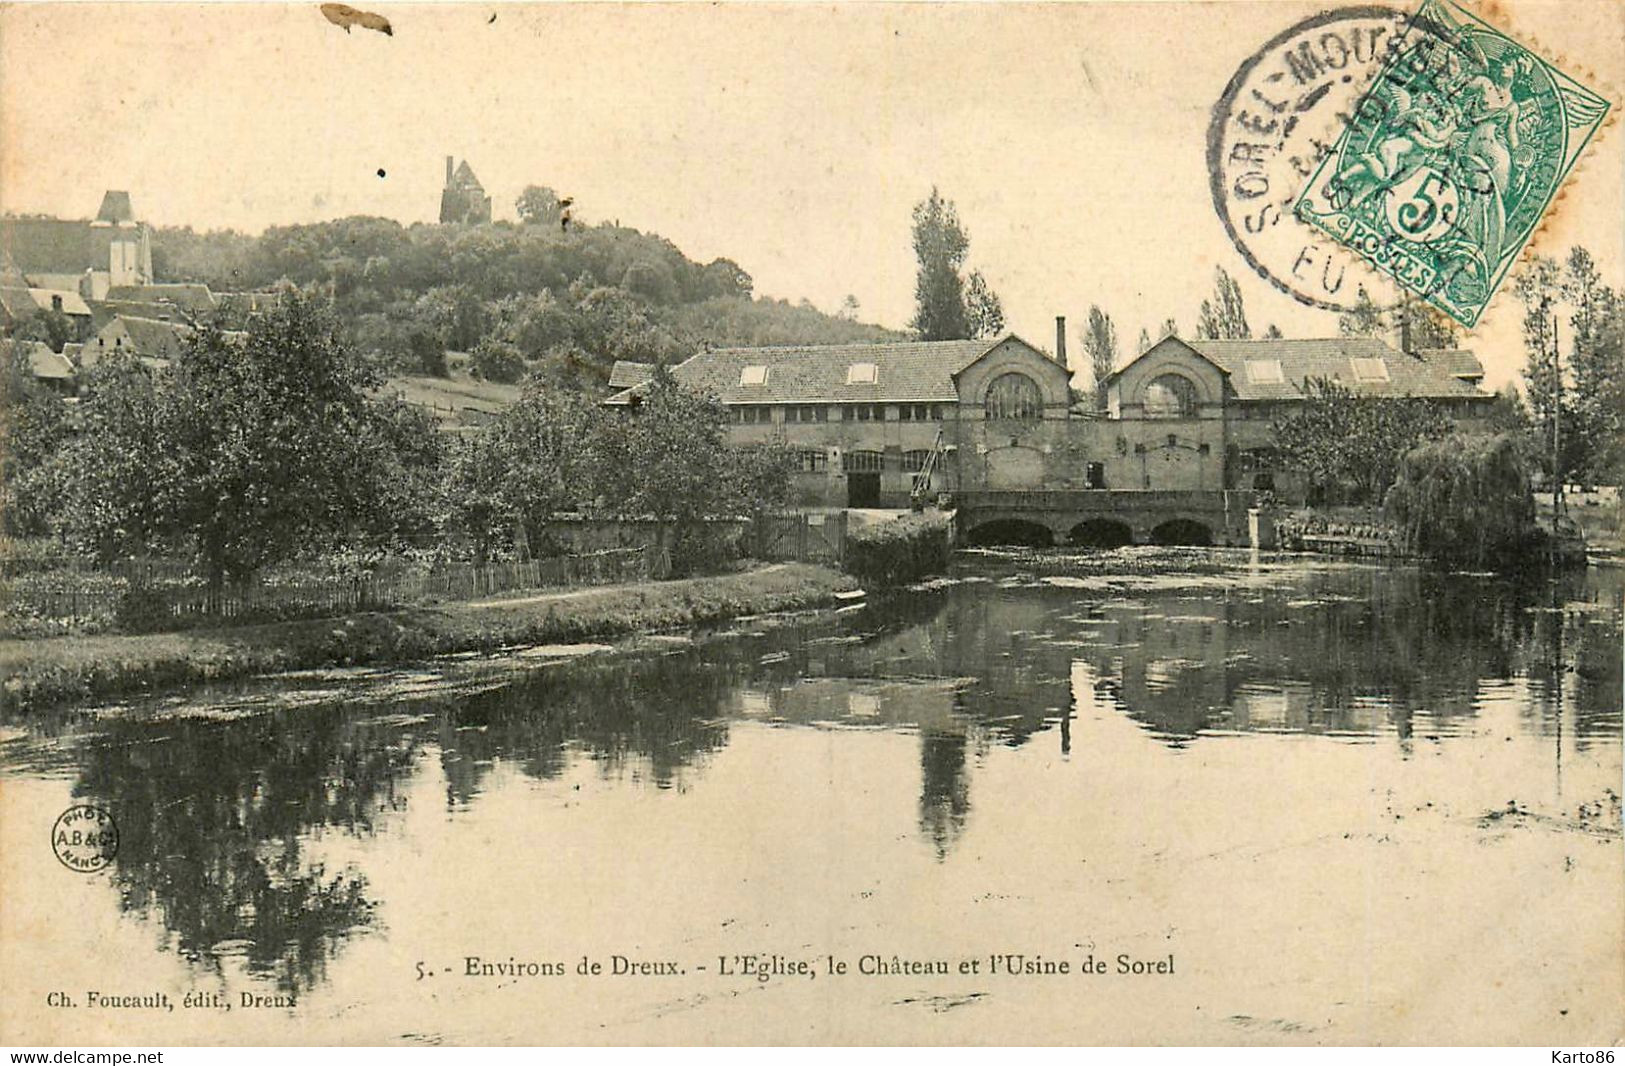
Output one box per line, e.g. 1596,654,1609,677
1350,357,1390,382
1245,359,1284,384
739,365,769,386
846,362,878,385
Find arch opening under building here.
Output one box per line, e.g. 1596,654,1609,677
1150,518,1213,546
963,519,1054,548
1067,518,1135,548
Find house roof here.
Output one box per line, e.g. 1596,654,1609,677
0,287,36,321
1416,347,1485,380
1189,337,1487,400
105,283,217,314
35,288,91,316
116,315,191,355
1109,336,1488,401
216,290,281,313
605,337,1008,405
96,191,136,224
0,218,96,275
4,286,92,318
451,160,484,189
1,338,76,379
28,345,76,379
608,360,654,389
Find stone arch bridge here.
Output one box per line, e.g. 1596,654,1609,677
953,490,1261,548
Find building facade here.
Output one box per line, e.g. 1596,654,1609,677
0,191,154,301
606,327,1495,509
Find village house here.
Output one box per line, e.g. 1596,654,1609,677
80,314,193,370
0,191,154,300
605,322,1494,509
0,282,94,340
608,360,655,390
1,338,79,395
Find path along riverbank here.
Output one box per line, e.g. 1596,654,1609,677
0,563,854,715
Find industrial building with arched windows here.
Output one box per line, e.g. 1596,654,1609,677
604,321,1495,511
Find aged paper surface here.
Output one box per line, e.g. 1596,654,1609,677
1,0,1622,1047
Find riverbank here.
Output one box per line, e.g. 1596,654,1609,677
0,563,855,715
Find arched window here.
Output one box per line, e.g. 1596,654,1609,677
842,450,885,473
1142,373,1199,418
985,372,1043,420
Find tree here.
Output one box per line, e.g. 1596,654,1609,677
839,294,861,321
964,271,1005,339
1080,306,1118,413
910,188,968,340
1385,433,1539,569
9,308,75,352
1135,327,1152,357
54,355,169,562
361,396,447,549
0,345,73,535
909,188,1003,341
470,337,525,384
1262,323,1283,339
407,327,448,377
1396,292,1458,350
1516,254,1567,484
1196,267,1251,340
1273,378,1451,505
1338,285,1386,337
515,185,563,228
1340,285,1458,349
698,258,753,300
157,291,402,593
414,284,488,351
1563,246,1624,485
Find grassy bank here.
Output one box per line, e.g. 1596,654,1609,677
0,563,854,715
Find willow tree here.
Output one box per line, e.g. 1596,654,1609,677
1384,433,1539,569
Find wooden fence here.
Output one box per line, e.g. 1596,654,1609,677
1,547,650,630
752,511,847,563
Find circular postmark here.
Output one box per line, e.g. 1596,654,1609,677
51,804,119,873
1208,5,1419,312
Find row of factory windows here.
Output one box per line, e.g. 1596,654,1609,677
734,403,947,425
791,449,939,474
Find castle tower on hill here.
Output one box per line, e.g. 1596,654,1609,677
439,156,492,225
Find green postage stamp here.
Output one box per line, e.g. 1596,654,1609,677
1293,0,1612,327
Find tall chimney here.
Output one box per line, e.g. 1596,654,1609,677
1055,315,1068,370
445,156,454,186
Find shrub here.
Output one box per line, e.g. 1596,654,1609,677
115,584,173,633
844,511,952,587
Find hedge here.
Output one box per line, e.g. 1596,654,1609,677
843,511,953,586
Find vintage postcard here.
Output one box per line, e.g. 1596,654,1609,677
1,0,1621,1049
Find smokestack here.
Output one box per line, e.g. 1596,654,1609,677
445,156,454,186
1055,315,1068,370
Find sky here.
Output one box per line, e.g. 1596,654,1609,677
2,1,1621,388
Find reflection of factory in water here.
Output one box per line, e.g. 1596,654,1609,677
706,561,1616,857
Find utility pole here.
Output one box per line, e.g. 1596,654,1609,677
1550,309,1564,539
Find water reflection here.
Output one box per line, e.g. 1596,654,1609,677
69,712,416,994
4,551,1620,1003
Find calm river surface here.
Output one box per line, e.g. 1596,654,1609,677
2,549,1621,1044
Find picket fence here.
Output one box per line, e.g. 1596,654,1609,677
2,547,650,628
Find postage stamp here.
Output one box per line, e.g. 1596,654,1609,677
1208,5,1419,313
1293,0,1612,327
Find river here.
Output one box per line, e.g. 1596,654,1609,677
1,549,1620,1044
